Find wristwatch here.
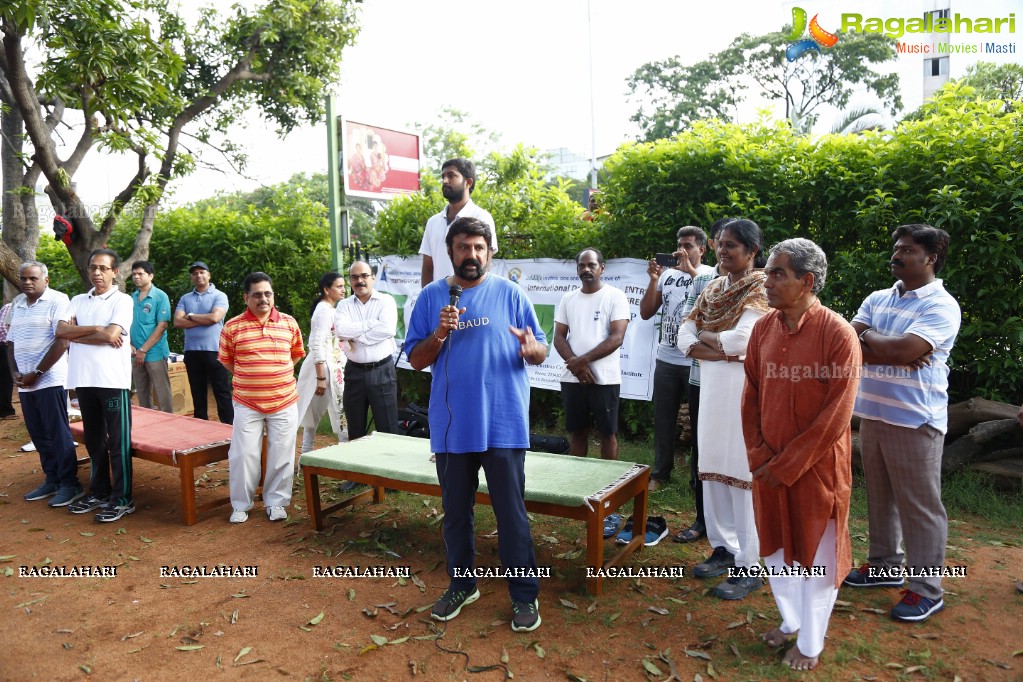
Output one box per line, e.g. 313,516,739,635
33,368,44,376
186,312,193,321
858,327,872,343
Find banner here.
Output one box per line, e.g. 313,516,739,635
341,120,421,200
376,255,660,401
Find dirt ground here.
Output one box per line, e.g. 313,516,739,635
2,397,1022,682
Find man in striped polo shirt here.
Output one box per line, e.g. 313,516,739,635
844,224,961,623
219,272,305,523
7,261,82,507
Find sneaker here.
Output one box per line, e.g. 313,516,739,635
68,495,107,514
615,517,634,545
229,509,249,523
843,563,905,588
693,546,736,579
713,575,763,600
267,506,287,522
430,587,480,622
643,516,669,546
602,513,623,539
510,599,542,632
24,481,58,501
648,478,667,493
48,485,85,508
890,590,944,622
95,503,135,523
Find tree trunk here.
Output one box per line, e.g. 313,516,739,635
945,397,1021,440
0,80,39,293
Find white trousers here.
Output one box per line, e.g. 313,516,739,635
228,401,298,510
764,519,839,658
704,480,760,569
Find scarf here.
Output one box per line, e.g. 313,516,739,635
687,270,769,332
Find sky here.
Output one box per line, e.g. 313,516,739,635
61,0,1021,209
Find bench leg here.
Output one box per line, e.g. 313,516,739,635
305,470,324,531
586,510,604,596
179,457,198,526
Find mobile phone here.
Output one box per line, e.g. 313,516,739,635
655,253,677,267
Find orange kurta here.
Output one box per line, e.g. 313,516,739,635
741,301,861,588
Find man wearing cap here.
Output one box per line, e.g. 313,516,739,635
174,261,233,424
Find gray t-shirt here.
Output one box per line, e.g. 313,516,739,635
655,264,715,365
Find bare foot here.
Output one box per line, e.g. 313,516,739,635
782,645,819,671
761,627,793,647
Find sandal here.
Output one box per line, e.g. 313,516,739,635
672,525,706,543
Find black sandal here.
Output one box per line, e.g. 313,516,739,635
672,525,706,543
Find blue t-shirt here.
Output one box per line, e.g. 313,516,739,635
406,275,546,454
176,284,229,352
131,286,172,361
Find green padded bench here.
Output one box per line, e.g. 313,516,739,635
299,432,650,595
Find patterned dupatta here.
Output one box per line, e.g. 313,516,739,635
687,271,769,332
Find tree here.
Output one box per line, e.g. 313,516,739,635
627,29,901,140
413,107,502,175
906,62,1023,121
0,0,360,288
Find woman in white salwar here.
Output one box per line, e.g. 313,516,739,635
296,272,348,453
676,218,770,601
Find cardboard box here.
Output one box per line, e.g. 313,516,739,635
167,359,193,415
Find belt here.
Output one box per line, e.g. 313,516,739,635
346,357,391,370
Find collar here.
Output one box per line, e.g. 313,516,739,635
349,290,381,304
88,286,121,300
19,287,57,307
775,298,822,334
439,198,476,222
241,307,281,323
892,278,943,299
191,283,218,296
133,286,157,301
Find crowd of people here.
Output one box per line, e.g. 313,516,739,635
4,155,998,665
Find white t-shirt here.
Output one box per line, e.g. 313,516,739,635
419,199,497,282
554,285,631,385
656,263,716,365
7,289,72,392
67,288,133,390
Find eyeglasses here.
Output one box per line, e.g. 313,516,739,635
349,273,373,281
87,265,114,273
248,291,274,299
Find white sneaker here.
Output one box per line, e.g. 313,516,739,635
229,509,248,523
267,505,287,522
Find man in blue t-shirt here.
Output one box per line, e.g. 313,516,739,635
173,261,233,424
407,217,548,633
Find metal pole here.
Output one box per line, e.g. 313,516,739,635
587,0,598,190
325,95,347,271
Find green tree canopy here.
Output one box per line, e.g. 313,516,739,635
0,0,360,289
627,29,902,140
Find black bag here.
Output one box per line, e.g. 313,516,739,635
398,402,430,439
529,434,570,455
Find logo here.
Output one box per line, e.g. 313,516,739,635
786,7,839,61
507,268,522,283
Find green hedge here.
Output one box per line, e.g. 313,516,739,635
596,85,1023,402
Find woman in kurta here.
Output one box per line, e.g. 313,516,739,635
676,218,770,600
296,272,348,453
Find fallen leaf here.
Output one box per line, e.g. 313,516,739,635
533,643,545,659
140,536,153,543
586,601,597,614
358,644,378,655
666,597,687,605
307,612,325,626
559,598,578,610
911,633,939,640
685,649,712,661
347,588,355,602
363,607,377,618
370,635,388,646
540,535,559,544
80,664,91,674
726,620,745,629
121,631,144,641
0,556,16,561
1013,650,1023,657
885,662,905,669
230,610,239,624
176,645,204,651
707,662,718,678
607,612,621,623
641,658,662,675
79,532,94,537
983,659,1011,670
234,646,252,663
411,574,426,592
647,606,669,616
116,528,126,535
389,636,409,645
860,607,886,615
501,647,509,664
231,593,249,599
904,666,925,674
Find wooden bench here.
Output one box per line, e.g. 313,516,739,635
69,405,262,525
300,432,650,595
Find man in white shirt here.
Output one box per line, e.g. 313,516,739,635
553,248,630,460
7,261,81,507
334,260,399,439
56,249,135,523
419,158,497,288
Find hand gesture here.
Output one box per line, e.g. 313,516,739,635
438,305,467,337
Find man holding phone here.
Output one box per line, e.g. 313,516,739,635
639,226,715,501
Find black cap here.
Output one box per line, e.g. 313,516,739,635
188,261,209,273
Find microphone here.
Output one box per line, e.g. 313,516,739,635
448,284,463,337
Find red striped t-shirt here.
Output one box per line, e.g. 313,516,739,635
219,308,305,414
